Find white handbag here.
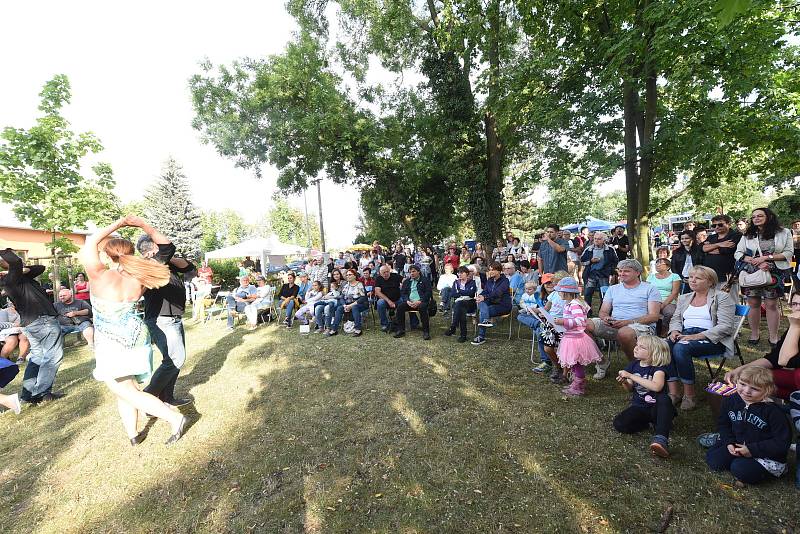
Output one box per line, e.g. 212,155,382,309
738,241,774,288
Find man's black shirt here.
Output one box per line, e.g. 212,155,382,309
0,249,57,326
143,243,195,320
375,272,402,302
702,231,742,278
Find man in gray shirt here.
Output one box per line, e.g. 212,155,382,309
537,224,569,274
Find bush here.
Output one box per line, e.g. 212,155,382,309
208,259,241,289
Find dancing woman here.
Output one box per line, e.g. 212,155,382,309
79,216,187,446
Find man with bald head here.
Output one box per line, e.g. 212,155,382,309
54,288,94,347
374,264,403,332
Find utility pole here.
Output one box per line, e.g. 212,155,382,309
316,179,326,252
303,188,312,249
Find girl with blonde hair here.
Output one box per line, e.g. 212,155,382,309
79,216,187,446
614,335,676,458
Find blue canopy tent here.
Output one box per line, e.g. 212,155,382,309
562,216,622,232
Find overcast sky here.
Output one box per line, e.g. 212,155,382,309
1,0,362,248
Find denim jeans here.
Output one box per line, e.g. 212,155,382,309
376,299,394,328
143,316,186,402
583,277,608,310
440,287,453,311
667,327,726,384
333,302,366,331
706,443,771,484
20,315,64,401
314,301,337,330
282,299,296,323
477,302,511,338
225,295,247,328
517,312,548,362
451,299,476,338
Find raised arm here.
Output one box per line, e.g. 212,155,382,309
79,217,128,277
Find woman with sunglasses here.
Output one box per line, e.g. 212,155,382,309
734,207,794,347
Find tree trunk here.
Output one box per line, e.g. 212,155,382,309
483,0,504,245
623,79,640,259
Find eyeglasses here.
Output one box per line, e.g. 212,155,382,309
711,223,726,227
790,301,800,308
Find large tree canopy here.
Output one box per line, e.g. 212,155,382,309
507,0,800,265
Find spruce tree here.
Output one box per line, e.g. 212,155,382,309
143,157,203,259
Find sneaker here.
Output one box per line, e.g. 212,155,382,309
7,393,21,415
422,331,431,341
532,362,552,374
325,330,338,337
680,395,697,411
593,358,610,380
697,432,720,449
549,368,565,384
471,336,486,346
477,321,494,328
393,331,406,339
380,326,389,333
444,327,455,337
649,435,670,458
352,330,362,337
312,327,323,334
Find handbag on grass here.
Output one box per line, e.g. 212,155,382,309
737,241,776,288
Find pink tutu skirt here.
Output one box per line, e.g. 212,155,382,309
557,332,602,367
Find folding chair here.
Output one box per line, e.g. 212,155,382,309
204,291,229,323
596,286,620,364
696,304,749,379
476,288,514,340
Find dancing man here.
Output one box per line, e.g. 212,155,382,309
134,219,194,408
0,249,64,404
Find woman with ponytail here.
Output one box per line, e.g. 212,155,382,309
79,216,188,446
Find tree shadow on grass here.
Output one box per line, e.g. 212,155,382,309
0,357,103,527
18,318,799,533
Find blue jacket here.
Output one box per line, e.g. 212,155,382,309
451,279,477,299
717,394,791,462
400,276,432,304
481,275,511,311
580,246,618,284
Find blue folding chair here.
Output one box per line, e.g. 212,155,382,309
696,304,749,379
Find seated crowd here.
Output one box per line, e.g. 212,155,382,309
215,207,799,488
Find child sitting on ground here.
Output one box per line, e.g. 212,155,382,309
614,335,676,457
706,366,791,486
552,276,602,397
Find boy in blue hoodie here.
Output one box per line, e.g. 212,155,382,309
707,366,791,486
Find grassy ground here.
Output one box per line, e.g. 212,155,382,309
0,307,797,534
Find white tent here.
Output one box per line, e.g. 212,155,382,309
204,236,306,274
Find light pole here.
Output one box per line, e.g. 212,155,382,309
316,179,326,252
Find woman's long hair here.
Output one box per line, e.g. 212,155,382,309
103,238,170,289
745,207,783,240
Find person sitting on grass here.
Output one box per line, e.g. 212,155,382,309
394,264,432,341
445,266,478,342
588,259,662,380
614,335,676,458
226,276,257,330
471,262,511,346
437,263,457,313
706,366,791,487
295,280,324,325
278,273,301,327
0,302,29,364
724,293,800,399
313,281,342,334
553,277,602,397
